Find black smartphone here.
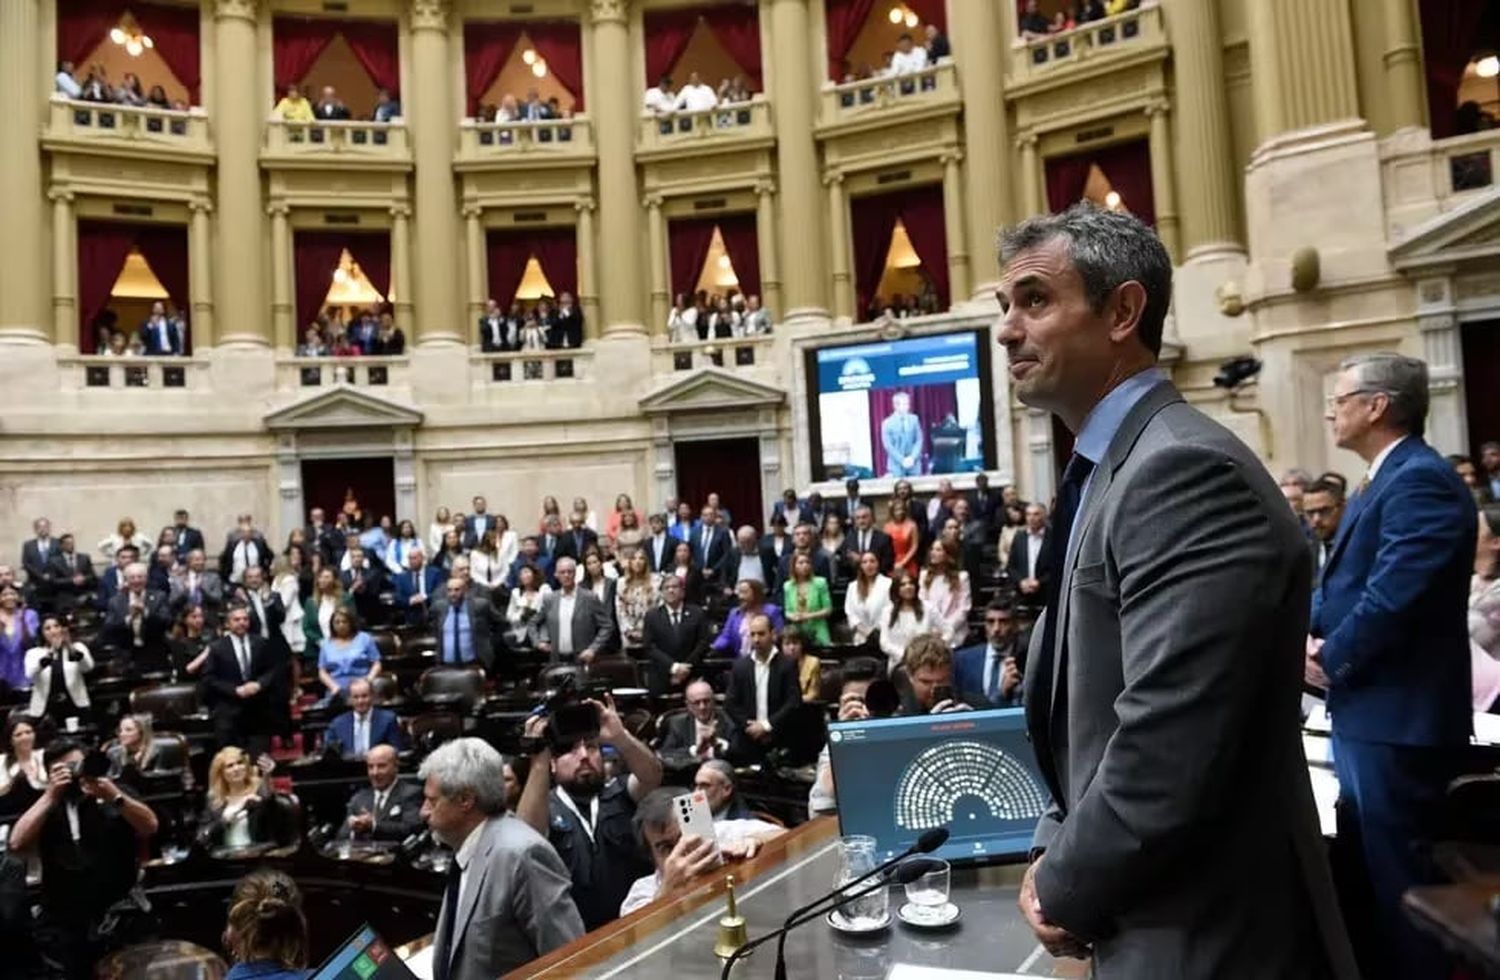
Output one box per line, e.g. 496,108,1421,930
933,684,955,706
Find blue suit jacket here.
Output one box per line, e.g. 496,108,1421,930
954,641,1024,708
393,566,445,623
1310,437,1475,747
326,707,405,754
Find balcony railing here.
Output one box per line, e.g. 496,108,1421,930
279,355,409,390
819,62,959,126
263,119,410,164
45,97,211,155
470,349,591,384
60,355,208,391
651,334,773,374
1009,2,1164,83
456,117,595,162
636,98,773,155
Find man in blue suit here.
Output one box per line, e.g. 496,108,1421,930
325,677,404,757
954,599,1026,707
690,504,732,592
1308,352,1475,980
137,301,183,355
881,391,923,477
393,549,445,626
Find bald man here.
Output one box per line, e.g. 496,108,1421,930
338,744,424,842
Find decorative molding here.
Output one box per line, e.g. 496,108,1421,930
1144,98,1170,118
389,204,412,219
264,386,424,431
588,0,629,25
754,178,778,196
638,368,785,415
47,189,75,205
213,0,257,21
461,203,483,220
1014,132,1039,150
189,199,214,215
640,194,663,211
409,0,449,32
574,196,597,213
939,149,964,166
265,202,290,218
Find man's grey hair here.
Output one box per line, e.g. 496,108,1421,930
1340,352,1429,437
997,202,1173,357
632,787,680,849
699,758,736,787
418,737,507,815
124,561,147,578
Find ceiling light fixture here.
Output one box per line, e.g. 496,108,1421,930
1478,55,1500,79
110,20,154,58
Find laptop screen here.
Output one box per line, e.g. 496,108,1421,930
827,707,1052,865
308,925,419,980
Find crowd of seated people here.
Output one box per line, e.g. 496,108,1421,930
89,301,190,358
642,69,756,120
1017,0,1142,39
477,87,572,123
476,292,586,352
55,59,189,111
271,83,400,123
862,278,945,324
666,290,771,342
296,304,406,357
836,23,950,84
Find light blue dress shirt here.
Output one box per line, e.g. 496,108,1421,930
1066,367,1168,557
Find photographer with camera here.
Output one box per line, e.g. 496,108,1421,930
9,737,158,977
517,690,663,930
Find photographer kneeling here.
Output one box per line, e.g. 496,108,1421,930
9,738,158,977
517,690,663,931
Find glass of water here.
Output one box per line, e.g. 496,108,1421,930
834,835,889,928
902,858,951,923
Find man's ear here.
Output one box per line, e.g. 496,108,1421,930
1106,280,1148,346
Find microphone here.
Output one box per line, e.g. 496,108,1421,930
718,862,932,980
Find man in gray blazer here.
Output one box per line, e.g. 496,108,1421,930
996,204,1357,978
419,737,583,979
537,557,615,664
429,576,503,673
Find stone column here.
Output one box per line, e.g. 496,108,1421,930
1247,0,1359,139
390,203,414,328
1381,0,1425,131
589,0,646,335
754,179,783,320
824,171,851,321
50,190,76,348
410,0,462,344
575,198,600,337
941,150,970,303
188,199,216,348
213,0,269,347
463,204,485,325
267,203,293,351
644,194,667,334
1161,0,1242,258
769,0,828,319
1145,102,1182,262
0,0,50,344
948,0,1013,295
1017,133,1041,217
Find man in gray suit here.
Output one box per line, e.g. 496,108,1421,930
996,204,1356,978
429,576,503,673
537,557,615,665
419,737,583,980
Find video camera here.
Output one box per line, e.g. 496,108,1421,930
67,750,111,781
522,673,613,752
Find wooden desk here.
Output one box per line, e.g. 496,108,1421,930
508,818,1084,978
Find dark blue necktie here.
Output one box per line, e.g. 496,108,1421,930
447,603,462,664
434,859,462,980
1037,452,1095,674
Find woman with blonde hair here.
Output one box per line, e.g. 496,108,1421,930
222,869,310,979
98,517,152,561
107,712,160,777
614,550,658,650
605,493,635,539
919,539,971,646
300,566,350,669
203,746,273,849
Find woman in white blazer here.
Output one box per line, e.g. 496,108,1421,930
26,615,94,722
843,553,892,646
879,573,944,676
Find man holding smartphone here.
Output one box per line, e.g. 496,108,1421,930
518,695,664,930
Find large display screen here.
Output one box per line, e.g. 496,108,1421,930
804,330,996,481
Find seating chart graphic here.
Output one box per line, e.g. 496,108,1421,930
894,739,1050,831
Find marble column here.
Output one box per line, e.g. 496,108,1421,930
575,197,599,337
1017,133,1041,217
1381,0,1425,131
213,0,269,347
769,0,828,318
389,203,414,328
410,0,462,344
267,203,293,351
1161,0,1242,258
1247,0,1359,139
589,0,646,335
941,150,971,303
1145,102,1182,262
644,195,667,334
463,204,485,325
188,199,215,348
50,190,76,348
825,171,852,322
754,180,783,320
948,0,1013,294
0,0,50,344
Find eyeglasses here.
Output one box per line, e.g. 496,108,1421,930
1324,388,1385,410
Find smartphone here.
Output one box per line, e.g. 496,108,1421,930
933,684,955,706
673,791,721,859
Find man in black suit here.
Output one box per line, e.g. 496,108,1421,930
760,513,791,574
657,678,733,759
1007,502,1049,611
834,479,865,524
170,509,205,560
313,85,351,120
20,518,56,606
1303,477,1345,581
548,291,584,349
557,510,598,562
969,472,1003,532
842,505,894,574
303,507,337,565
103,562,173,669
478,298,516,352
464,495,495,550
96,545,139,613
641,576,710,695
718,527,777,596
235,565,286,651
643,512,674,573
339,545,386,627
775,522,831,594
46,534,96,612
538,515,565,562
218,515,272,586
951,498,989,574
200,605,284,754
690,505,732,592
336,745,424,842
725,614,802,763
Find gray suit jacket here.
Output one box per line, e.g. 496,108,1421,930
1023,381,1357,979
428,592,502,672
436,813,584,980
538,588,616,660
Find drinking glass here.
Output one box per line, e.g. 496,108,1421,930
833,835,888,927
902,858,951,923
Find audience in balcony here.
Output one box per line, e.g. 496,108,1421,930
925,24,951,61
272,84,315,122
674,71,721,113
665,290,772,341
147,84,171,109
54,60,82,99
1019,0,1052,38
313,85,352,121
371,87,401,122
889,33,929,76
643,74,676,115
473,293,586,351
298,306,406,357
139,300,187,356
114,73,147,107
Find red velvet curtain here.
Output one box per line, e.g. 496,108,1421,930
716,213,761,298
905,0,948,33
134,2,201,103
464,22,524,116
529,227,579,298
272,18,337,96
77,221,144,353
825,0,878,79
851,185,949,314
485,229,535,309
897,185,949,310
344,232,391,301
867,385,958,477
340,21,401,95
293,231,350,332
1420,0,1489,139
528,21,586,110
1093,139,1156,227
58,0,126,69
644,8,701,85
851,191,902,318
668,218,719,301
703,6,764,89
1045,154,1093,213
133,224,191,351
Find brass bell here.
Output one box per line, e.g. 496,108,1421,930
714,875,750,960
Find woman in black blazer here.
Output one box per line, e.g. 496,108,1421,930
661,540,706,607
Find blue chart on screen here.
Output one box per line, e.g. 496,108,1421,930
827,708,1050,864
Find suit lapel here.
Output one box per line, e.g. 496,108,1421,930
1322,438,1419,573
448,819,496,967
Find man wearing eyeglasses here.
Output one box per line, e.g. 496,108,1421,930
1301,478,1345,579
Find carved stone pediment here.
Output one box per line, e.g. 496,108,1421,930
264,386,423,431
638,368,785,416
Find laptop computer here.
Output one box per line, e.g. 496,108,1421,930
826,707,1051,865
308,924,420,980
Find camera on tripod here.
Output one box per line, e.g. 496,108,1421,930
522,673,613,752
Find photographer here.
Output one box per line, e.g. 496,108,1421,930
518,693,664,930
9,737,158,977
